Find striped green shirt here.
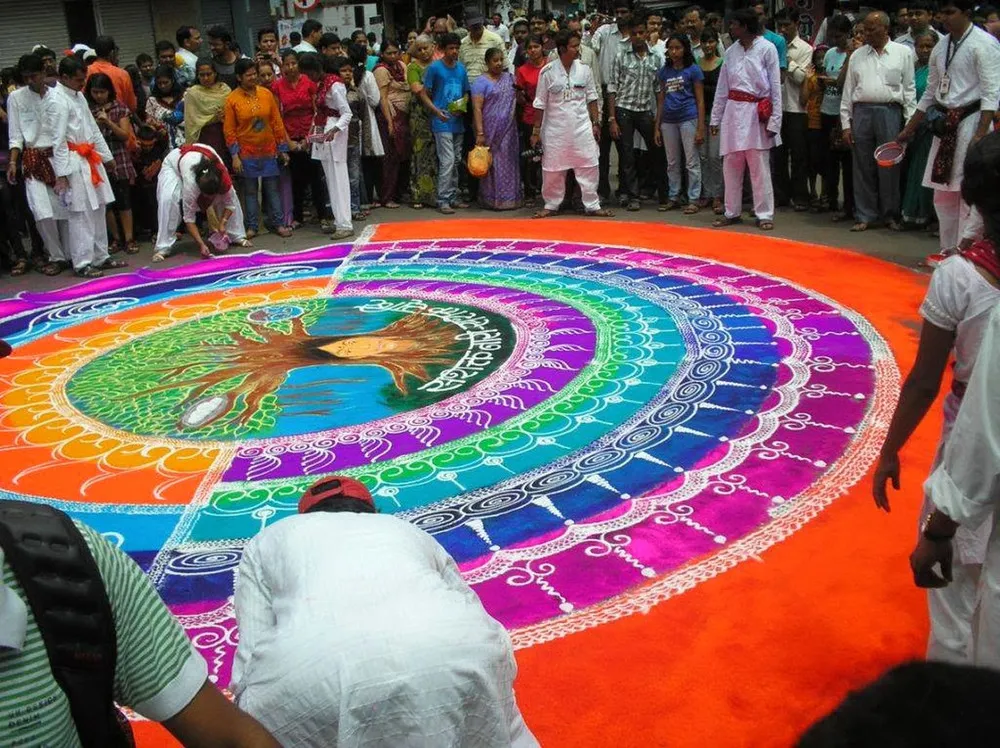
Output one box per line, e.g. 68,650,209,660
0,522,207,746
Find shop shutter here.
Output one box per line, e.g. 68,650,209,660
201,0,235,38
0,0,71,68
242,0,277,56
95,0,156,68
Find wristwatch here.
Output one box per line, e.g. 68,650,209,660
921,511,956,542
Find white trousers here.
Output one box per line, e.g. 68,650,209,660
154,196,247,254
541,166,601,212
934,189,981,252
723,149,774,221
318,155,351,231
927,562,982,663
35,217,70,263
67,207,110,270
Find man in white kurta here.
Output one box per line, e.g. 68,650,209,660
710,10,783,228
5,53,69,267
532,31,610,216
44,58,118,276
899,6,1000,253
231,477,538,748
917,301,1000,668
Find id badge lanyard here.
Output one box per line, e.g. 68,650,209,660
939,25,973,96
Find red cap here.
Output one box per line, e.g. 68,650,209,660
298,476,374,513
0,340,11,359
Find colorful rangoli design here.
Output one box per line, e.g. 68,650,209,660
0,237,896,687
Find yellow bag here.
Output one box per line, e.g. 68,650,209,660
467,145,492,179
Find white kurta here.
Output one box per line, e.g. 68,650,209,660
6,85,67,221
311,81,352,231
925,303,1000,667
232,513,537,748
917,25,1000,192
710,36,783,155
534,59,600,172
154,146,245,252
45,84,114,212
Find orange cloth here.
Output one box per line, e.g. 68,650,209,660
801,73,823,130
67,141,104,185
223,86,289,159
86,59,138,113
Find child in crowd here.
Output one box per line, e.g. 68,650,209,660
86,73,140,254
132,124,169,239
341,56,368,220
801,47,827,209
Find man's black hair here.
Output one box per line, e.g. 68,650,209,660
301,19,324,38
34,46,56,60
58,56,86,78
733,8,762,34
136,52,153,66
774,7,801,24
319,32,341,50
94,35,117,59
207,25,233,44
290,31,302,45
909,0,938,12
176,25,198,47
17,54,44,76
554,28,581,53
829,14,855,34
295,51,322,75
155,40,176,54
257,26,278,43
438,31,461,48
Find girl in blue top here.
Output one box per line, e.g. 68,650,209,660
654,34,705,213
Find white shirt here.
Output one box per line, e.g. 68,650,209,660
231,512,537,747
591,23,630,87
45,84,114,212
534,58,600,171
488,22,510,44
926,301,1000,532
165,146,240,224
6,85,54,150
311,80,351,163
710,36,783,155
839,40,917,128
917,24,1000,112
292,40,317,54
783,35,814,115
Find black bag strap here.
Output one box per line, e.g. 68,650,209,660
0,500,131,748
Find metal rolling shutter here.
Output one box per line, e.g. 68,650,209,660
242,0,277,56
95,0,156,68
0,0,71,68
201,0,235,37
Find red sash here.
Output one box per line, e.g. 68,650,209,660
179,144,233,211
960,238,1000,280
314,73,344,129
67,141,104,186
728,90,772,122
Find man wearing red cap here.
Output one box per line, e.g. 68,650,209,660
231,475,538,747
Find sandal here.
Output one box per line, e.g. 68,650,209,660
276,226,293,238
384,202,400,209
626,200,641,212
125,240,140,255
352,212,366,221
108,240,122,255
10,259,29,276
152,252,168,263
233,238,253,248
831,211,850,222
850,222,869,232
683,204,700,215
245,229,257,239
658,200,679,212
887,220,904,232
38,260,69,276
713,215,743,228
454,202,470,209
412,203,424,210
586,208,616,217
533,208,556,219
755,218,774,231
97,258,128,270
712,198,724,215
75,264,104,278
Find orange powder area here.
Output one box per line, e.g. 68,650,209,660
0,278,327,507
125,220,933,747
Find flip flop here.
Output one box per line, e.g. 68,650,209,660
96,258,128,270
683,204,700,215
755,219,774,231
125,240,140,254
10,260,29,276
75,265,103,278
533,208,556,219
713,215,743,228
586,208,615,217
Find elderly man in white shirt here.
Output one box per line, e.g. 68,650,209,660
710,9,783,231
44,56,127,278
5,53,70,273
232,476,539,747
840,10,917,232
898,0,1000,255
774,7,814,211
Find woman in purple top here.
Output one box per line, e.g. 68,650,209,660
471,47,523,210
654,34,705,213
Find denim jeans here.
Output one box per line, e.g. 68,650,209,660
243,175,282,231
661,120,701,202
348,144,364,214
614,107,659,201
434,130,464,207
698,125,723,200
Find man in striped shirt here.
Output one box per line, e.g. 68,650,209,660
608,10,664,211
0,458,278,745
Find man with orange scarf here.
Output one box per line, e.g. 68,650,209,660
44,56,127,278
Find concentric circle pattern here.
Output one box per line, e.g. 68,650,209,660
0,236,896,688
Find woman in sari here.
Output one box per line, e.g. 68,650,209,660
901,29,937,230
146,64,185,149
471,47,522,210
406,35,437,209
183,59,233,171
374,40,411,208
515,35,546,202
